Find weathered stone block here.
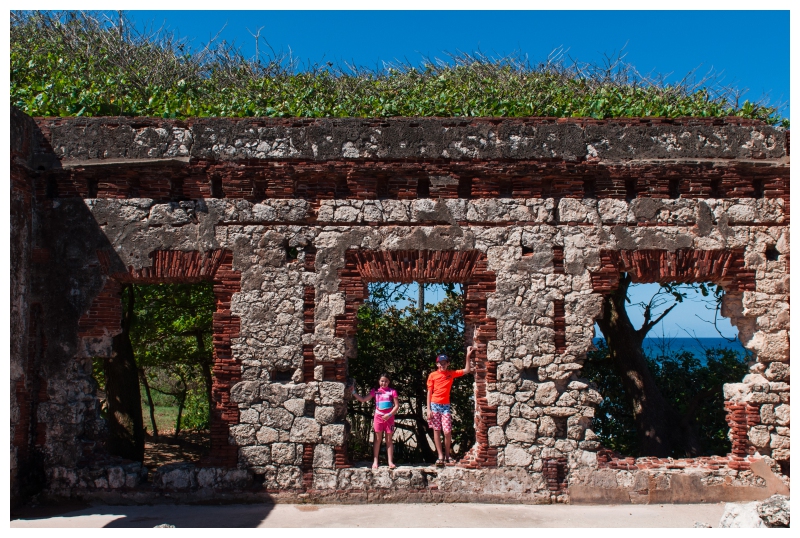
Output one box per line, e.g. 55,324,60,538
488,426,506,447
284,398,306,416
504,444,532,466
314,406,338,425
505,418,537,443
271,443,296,464
230,381,261,404
322,424,346,446
229,424,257,446
289,417,321,443
240,446,271,466
313,444,334,468
534,382,558,405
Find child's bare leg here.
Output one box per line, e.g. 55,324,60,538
372,432,382,468
444,432,453,460
386,435,395,467
433,430,444,460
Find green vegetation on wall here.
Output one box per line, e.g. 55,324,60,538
11,11,787,125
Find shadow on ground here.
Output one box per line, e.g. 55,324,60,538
12,503,275,528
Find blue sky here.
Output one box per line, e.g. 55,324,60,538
127,10,790,117
401,282,736,340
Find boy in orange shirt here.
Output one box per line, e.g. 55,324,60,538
425,346,475,466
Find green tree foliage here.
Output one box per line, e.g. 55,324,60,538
350,284,472,463
10,11,787,126
126,282,215,435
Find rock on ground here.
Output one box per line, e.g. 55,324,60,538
718,495,789,528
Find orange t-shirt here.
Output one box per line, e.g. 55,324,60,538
427,369,465,404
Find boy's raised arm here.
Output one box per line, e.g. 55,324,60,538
464,345,476,374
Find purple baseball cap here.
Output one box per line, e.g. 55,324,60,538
436,354,449,363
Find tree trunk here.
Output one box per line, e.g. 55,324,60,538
139,367,158,440
174,379,187,439
195,331,213,428
105,284,145,461
595,274,702,457
413,373,436,462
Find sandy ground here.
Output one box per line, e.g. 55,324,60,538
11,501,728,528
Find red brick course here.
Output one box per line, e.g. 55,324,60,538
44,159,789,205
591,249,755,292
544,457,568,493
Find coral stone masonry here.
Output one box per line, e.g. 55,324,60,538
10,108,789,505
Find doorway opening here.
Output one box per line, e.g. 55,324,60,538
92,282,215,470
348,282,473,465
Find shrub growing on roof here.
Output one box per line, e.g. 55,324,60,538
10,11,788,125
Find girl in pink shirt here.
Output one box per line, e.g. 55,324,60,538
353,372,400,469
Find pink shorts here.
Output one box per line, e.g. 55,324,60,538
373,412,394,433
428,409,453,433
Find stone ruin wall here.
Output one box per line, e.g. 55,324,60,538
10,108,790,504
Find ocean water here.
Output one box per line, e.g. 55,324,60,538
592,337,750,360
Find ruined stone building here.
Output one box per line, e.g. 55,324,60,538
10,106,790,504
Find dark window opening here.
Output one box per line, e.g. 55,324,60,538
583,178,596,199
522,246,534,257
779,460,790,477
520,366,540,383
752,178,765,199
303,400,317,417
669,178,681,199
87,178,99,198
710,179,722,198
417,177,430,199
286,246,299,262
541,178,553,198
498,179,514,199
625,179,637,202
128,178,141,198
553,416,568,439
376,177,390,200
457,177,473,199
209,175,223,199
335,178,352,199
251,179,267,202
766,246,780,261
273,368,294,382
169,178,185,201
45,176,58,199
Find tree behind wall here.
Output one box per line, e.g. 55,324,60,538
105,283,145,461
129,282,214,436
590,276,750,458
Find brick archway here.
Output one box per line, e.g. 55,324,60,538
79,249,242,466
332,249,499,468
589,248,758,470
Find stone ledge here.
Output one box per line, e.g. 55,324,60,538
31,114,788,165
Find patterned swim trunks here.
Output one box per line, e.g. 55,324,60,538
427,403,453,433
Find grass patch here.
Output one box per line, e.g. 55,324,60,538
146,405,179,434
10,11,787,125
